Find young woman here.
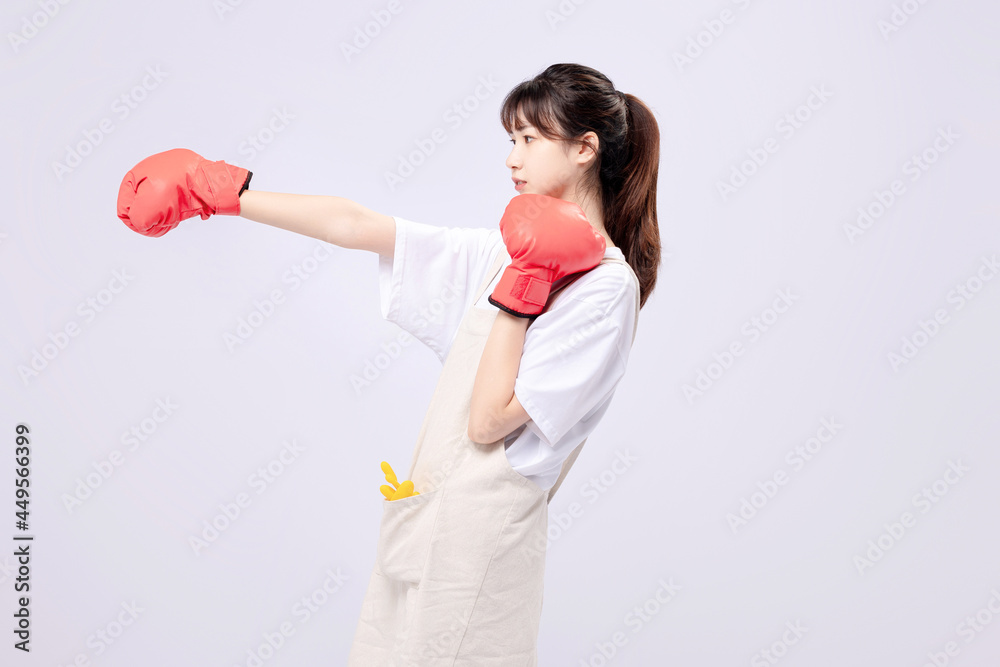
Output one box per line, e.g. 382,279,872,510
116,63,660,665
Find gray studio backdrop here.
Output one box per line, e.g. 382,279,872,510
2,0,999,665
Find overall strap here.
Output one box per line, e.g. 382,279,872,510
477,250,641,338
474,247,508,304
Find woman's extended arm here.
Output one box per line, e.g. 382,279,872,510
238,190,396,258
468,311,532,444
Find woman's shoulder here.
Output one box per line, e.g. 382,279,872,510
554,254,638,321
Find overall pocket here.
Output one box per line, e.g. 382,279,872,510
374,487,441,584
493,438,547,497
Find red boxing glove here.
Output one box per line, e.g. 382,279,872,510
488,194,606,318
116,148,252,237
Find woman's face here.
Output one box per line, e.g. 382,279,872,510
505,119,590,201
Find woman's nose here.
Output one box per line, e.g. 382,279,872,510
505,149,519,169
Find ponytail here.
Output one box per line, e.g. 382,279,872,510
603,93,660,309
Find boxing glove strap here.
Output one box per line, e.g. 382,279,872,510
488,294,538,319
513,274,550,307
238,170,253,197
489,265,553,317
200,160,250,216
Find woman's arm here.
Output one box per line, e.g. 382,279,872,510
468,311,532,443
238,190,396,257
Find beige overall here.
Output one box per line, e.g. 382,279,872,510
348,249,640,666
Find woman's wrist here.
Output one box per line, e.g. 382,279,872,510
497,309,534,328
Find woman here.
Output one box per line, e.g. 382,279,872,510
116,63,660,665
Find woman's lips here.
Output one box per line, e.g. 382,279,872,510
513,178,525,191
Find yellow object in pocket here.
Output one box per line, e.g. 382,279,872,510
390,479,414,500
381,461,398,488
380,461,419,500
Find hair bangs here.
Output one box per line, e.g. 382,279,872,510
500,83,562,140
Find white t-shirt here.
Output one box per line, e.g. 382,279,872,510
378,216,638,491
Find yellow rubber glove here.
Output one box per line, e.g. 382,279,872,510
390,480,415,500
380,461,419,500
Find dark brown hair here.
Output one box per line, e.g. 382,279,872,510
500,63,661,309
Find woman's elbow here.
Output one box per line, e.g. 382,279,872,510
467,410,499,444
467,417,489,444
469,401,530,444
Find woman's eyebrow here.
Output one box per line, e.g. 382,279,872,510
509,124,536,135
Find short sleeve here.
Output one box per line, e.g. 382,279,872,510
378,216,503,363
513,267,637,448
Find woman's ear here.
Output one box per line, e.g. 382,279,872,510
575,131,599,167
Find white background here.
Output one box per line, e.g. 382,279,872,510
2,0,999,665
